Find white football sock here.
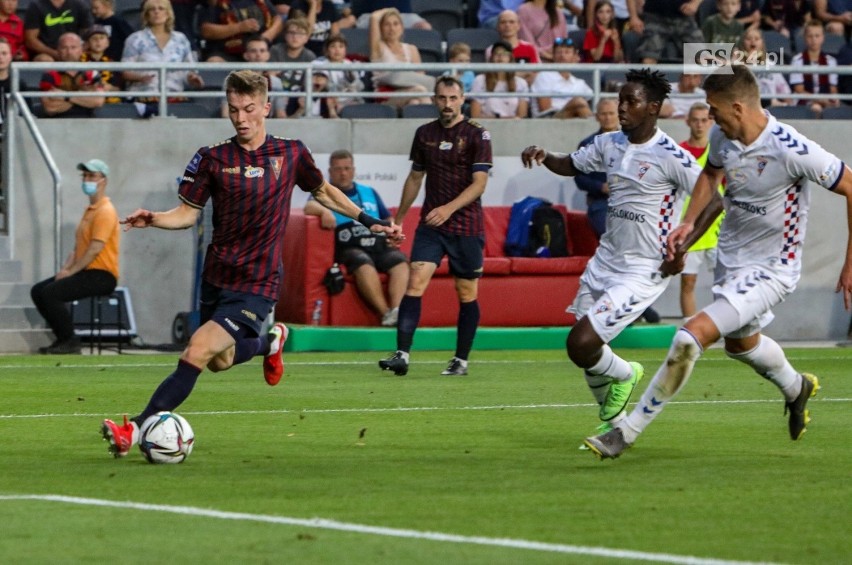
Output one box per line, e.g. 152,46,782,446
725,335,800,402
584,371,611,406
586,345,634,382
621,329,702,444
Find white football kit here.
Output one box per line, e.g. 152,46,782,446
705,113,845,337
568,128,702,342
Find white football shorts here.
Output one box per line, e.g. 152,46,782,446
682,247,717,276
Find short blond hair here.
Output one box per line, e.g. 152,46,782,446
225,70,268,101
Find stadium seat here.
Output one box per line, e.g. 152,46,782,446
769,105,819,120
339,103,397,119
94,104,142,118
401,104,439,119
168,102,215,118
821,105,852,119
196,68,231,90
120,7,142,31
568,29,585,50
404,28,444,62
411,0,464,38
341,28,370,59
446,28,500,63
763,30,792,63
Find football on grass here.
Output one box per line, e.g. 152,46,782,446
139,412,194,464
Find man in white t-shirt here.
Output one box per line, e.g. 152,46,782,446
522,68,702,441
530,38,593,118
585,64,852,460
660,73,706,118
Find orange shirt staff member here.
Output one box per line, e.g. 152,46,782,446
30,158,120,354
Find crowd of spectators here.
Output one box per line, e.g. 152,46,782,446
3,0,850,118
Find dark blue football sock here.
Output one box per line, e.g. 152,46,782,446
455,300,480,361
133,359,202,427
396,294,421,353
233,336,265,365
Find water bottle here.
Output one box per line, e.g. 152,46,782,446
311,299,323,325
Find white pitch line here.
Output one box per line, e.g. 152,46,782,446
0,398,848,420
0,494,780,565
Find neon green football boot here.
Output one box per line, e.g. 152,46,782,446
599,362,643,421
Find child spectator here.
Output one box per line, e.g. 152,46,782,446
446,42,475,93
314,34,364,109
82,25,122,101
0,0,28,61
583,0,624,63
470,40,530,119
760,0,809,39
789,19,839,114
702,0,746,44
91,0,135,63
292,70,338,118
736,27,792,106
270,17,317,94
289,0,350,55
517,0,567,62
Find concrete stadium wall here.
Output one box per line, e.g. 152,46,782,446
9,116,851,345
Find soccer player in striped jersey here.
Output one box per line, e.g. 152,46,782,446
521,69,703,444
379,76,493,377
585,64,852,459
101,70,402,459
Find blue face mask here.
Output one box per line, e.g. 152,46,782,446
82,181,99,196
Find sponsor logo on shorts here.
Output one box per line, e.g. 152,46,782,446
594,300,612,314
223,166,240,174
241,309,257,321
439,141,453,151
224,317,240,331
244,166,264,178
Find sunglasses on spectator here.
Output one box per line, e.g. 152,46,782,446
553,37,574,47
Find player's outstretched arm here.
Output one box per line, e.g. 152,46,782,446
121,202,200,231
520,146,579,177
832,165,852,310
312,181,404,244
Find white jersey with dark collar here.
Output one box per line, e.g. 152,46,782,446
571,128,701,275
707,113,844,278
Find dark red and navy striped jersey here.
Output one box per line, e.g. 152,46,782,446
409,118,493,236
179,134,324,300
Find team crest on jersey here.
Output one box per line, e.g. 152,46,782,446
637,161,651,180
186,152,202,174
756,157,767,176
269,157,283,180
439,141,453,150
244,166,264,178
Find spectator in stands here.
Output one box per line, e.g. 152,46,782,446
574,98,619,238
91,0,135,63
760,0,810,39
82,25,122,101
39,32,105,117
487,9,540,85
445,42,475,93
660,73,705,118
354,0,430,29
270,17,316,95
478,0,525,28
0,37,20,124
585,0,630,31
289,0,353,55
470,40,530,119
529,37,592,119
314,34,365,109
291,70,339,117
517,0,567,62
789,19,839,114
628,0,704,64
369,7,433,108
24,0,93,61
813,0,852,38
702,0,746,44
31,158,119,355
200,0,282,61
121,0,204,116
0,0,28,61
305,150,409,326
583,0,624,63
736,27,792,106
735,0,762,29
221,35,286,118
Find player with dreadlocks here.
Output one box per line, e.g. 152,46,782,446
521,68,709,446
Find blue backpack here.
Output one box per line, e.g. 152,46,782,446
505,196,548,257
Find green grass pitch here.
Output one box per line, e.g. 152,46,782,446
0,347,849,564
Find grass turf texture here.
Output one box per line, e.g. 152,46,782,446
0,348,849,564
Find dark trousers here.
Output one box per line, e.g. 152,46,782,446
30,269,117,342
